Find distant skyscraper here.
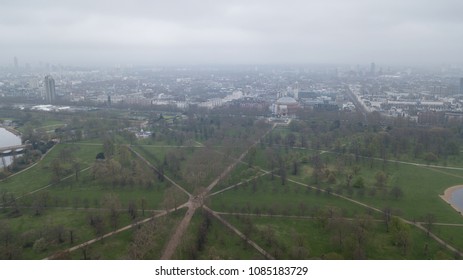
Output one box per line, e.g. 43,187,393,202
460,78,463,94
44,75,56,103
14,56,18,69
370,62,375,75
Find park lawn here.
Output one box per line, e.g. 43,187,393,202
431,225,463,253
248,146,272,170
38,209,153,260
252,144,317,173
132,145,195,193
137,137,201,147
208,175,377,219
67,209,187,260
42,119,67,127
171,210,263,260
225,215,455,260
40,163,187,210
172,211,205,259
348,161,463,224
133,144,236,194
196,214,266,260
287,153,463,224
69,229,134,260
221,214,329,259
15,119,67,134
0,208,97,259
0,143,101,195
383,151,463,168
132,145,176,167
45,182,176,210
61,143,103,164
75,138,104,144
424,166,463,179
212,164,267,193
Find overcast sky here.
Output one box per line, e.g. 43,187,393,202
1,0,462,67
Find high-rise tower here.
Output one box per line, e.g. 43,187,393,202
44,75,56,103
460,77,463,94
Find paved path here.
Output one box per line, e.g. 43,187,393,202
204,206,275,260
0,145,56,183
159,123,277,259
285,177,463,257
0,165,91,207
129,146,192,198
44,204,188,260
208,170,270,197
41,120,463,259
212,156,463,258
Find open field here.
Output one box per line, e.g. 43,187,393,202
224,215,456,259
173,211,265,260
2,112,463,259
0,143,101,195
67,209,187,260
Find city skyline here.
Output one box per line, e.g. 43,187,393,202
1,0,463,67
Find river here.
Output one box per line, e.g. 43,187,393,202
0,127,22,168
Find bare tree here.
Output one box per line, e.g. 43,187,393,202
424,213,435,237
163,186,183,211
128,200,138,220
102,194,122,229
390,217,411,255
128,221,158,259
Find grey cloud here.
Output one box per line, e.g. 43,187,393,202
1,0,462,66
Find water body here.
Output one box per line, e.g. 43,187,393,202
450,188,463,213
0,127,22,168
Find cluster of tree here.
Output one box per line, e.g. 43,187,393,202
284,111,463,165
257,139,405,201
182,210,212,259
307,153,405,200
2,149,42,176
49,145,81,184
180,148,228,191
85,194,127,238
230,206,414,259
92,145,156,189
341,127,460,164
127,221,160,259
0,219,73,259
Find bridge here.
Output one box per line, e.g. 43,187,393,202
0,144,32,156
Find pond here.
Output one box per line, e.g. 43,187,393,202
450,187,463,213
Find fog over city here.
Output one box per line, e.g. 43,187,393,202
1,0,463,66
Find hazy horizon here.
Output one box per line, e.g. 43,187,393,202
2,0,463,67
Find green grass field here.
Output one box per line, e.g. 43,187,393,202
0,143,102,195
67,209,187,260
223,215,454,259
2,116,463,260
